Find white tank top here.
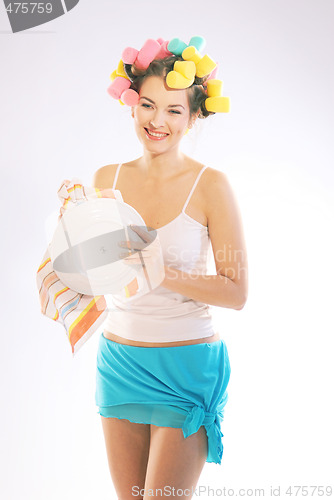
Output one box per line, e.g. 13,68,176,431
104,163,217,342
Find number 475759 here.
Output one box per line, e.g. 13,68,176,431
5,3,53,14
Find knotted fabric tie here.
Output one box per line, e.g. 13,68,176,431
182,404,224,464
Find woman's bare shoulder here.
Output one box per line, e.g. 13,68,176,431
203,165,227,176
186,159,226,180
199,166,228,194
91,163,120,188
92,160,139,188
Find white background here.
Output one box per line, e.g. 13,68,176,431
1,0,333,498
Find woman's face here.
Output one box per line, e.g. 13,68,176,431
131,75,195,153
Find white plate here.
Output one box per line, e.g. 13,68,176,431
49,197,151,295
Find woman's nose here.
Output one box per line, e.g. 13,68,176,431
149,110,165,128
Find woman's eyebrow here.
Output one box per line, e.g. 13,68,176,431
139,96,185,109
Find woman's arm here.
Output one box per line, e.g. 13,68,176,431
161,169,248,310
161,266,245,309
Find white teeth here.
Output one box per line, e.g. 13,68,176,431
146,129,168,138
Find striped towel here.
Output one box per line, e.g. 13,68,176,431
36,177,127,356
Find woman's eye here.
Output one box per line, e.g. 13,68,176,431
141,104,180,115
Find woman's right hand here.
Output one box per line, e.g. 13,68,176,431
58,179,71,221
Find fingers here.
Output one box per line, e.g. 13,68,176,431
119,238,147,251
130,224,155,244
119,242,144,252
120,250,148,267
119,252,152,259
119,246,150,257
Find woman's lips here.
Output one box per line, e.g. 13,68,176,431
144,127,169,141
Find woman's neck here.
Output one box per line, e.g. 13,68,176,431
138,149,189,181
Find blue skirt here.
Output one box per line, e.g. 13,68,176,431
95,332,231,465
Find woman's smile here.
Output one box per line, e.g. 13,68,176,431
144,127,170,141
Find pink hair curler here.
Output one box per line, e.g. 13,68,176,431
120,88,140,106
122,47,139,65
207,64,218,80
107,76,131,100
203,64,219,91
156,40,173,60
135,39,161,70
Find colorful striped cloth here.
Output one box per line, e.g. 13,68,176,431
36,178,126,357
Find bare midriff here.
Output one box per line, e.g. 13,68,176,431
103,329,221,347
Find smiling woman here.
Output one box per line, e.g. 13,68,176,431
93,36,247,499
131,76,196,149
140,97,184,139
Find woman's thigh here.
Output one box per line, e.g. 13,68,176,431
144,424,208,499
101,416,151,499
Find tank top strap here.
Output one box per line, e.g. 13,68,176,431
112,163,123,190
182,165,208,212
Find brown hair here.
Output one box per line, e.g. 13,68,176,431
123,55,214,119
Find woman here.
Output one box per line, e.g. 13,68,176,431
93,43,248,499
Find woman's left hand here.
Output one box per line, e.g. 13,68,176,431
118,224,160,268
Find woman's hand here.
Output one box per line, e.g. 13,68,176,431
57,179,71,221
118,224,161,269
